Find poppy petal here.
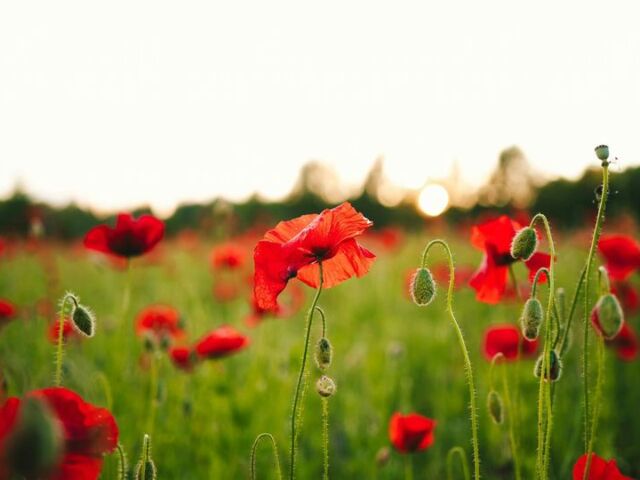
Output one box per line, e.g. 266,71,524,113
599,235,640,281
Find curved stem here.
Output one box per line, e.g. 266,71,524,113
289,262,324,480
314,306,327,337
54,293,77,386
530,214,556,480
321,397,329,480
116,443,128,480
583,335,606,480
447,446,471,480
531,268,550,298
421,239,480,480
251,433,283,480
581,164,609,452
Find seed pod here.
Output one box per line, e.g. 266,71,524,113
487,390,504,425
520,297,544,341
510,227,538,261
590,294,624,340
534,350,562,382
6,397,63,478
594,144,609,161
410,268,436,306
314,337,332,370
71,304,95,338
316,375,337,398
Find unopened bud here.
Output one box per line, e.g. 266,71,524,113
316,375,337,397
410,268,436,306
6,397,63,478
595,144,609,162
511,227,538,261
71,304,95,338
534,350,562,382
487,390,504,425
520,297,544,341
591,294,624,340
134,434,157,480
315,337,332,370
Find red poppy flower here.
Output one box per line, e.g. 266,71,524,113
253,202,375,311
194,325,249,359
388,412,436,453
169,346,196,372
598,235,640,281
0,300,16,328
469,216,551,304
210,243,247,270
48,318,77,344
212,281,241,303
483,324,539,361
84,213,164,258
606,322,639,361
573,453,633,480
612,281,640,315
135,305,184,346
0,387,118,480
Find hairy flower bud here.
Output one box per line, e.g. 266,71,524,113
6,397,63,478
134,434,157,480
316,375,337,397
534,350,562,382
595,144,609,162
410,268,436,306
590,294,624,340
510,227,538,261
71,304,96,338
314,337,332,370
520,297,544,341
487,390,504,425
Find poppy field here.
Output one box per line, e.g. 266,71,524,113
1,148,640,479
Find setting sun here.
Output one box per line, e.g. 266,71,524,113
417,184,449,217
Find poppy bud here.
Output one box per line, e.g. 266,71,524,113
410,268,436,306
71,304,95,338
534,350,562,382
510,227,538,261
520,297,544,341
314,337,332,370
316,375,337,397
6,397,63,478
487,390,504,425
590,294,624,340
594,144,609,161
134,434,157,480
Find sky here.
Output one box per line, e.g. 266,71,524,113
1,1,639,216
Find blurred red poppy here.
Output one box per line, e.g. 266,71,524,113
606,322,639,361
84,213,164,258
483,324,538,361
573,453,633,479
469,216,551,304
388,412,436,453
135,305,184,348
169,346,196,372
212,281,241,303
194,326,249,359
598,235,640,281
254,202,375,311
612,281,640,315
0,387,118,480
210,243,247,270
47,318,77,344
0,300,16,328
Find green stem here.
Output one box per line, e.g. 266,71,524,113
446,446,470,480
116,443,128,480
530,213,556,480
501,360,521,480
251,433,283,480
289,263,324,480
404,455,413,480
582,164,609,452
558,266,586,356
322,397,329,480
509,264,522,301
421,240,480,480
147,351,159,438
583,336,606,480
54,293,78,386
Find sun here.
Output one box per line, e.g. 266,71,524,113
417,184,449,217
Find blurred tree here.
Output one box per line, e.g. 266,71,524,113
479,146,537,208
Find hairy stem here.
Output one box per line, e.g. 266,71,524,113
54,293,78,386
251,433,283,480
322,397,329,480
583,336,606,479
447,446,471,480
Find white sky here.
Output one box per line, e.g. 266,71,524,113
1,1,639,216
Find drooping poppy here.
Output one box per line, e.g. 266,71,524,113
0,387,118,480
253,202,375,311
83,213,164,258
135,305,184,348
194,326,249,359
606,322,639,361
598,235,640,281
469,216,551,304
573,453,633,480
210,243,247,270
388,412,436,453
483,324,539,361
0,300,16,328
